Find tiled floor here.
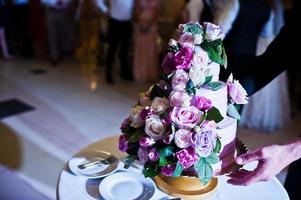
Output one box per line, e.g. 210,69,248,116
0,59,300,199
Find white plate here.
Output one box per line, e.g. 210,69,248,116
68,150,119,178
99,171,156,200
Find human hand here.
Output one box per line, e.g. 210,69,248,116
227,144,294,186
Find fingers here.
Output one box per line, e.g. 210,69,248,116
236,149,264,165
227,162,266,186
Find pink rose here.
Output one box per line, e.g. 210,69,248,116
227,80,248,104
190,96,212,111
118,134,128,152
204,22,225,41
174,46,193,70
169,90,191,108
172,70,190,90
174,129,192,148
138,147,149,165
161,164,176,176
162,53,176,74
151,97,169,115
139,137,155,148
178,33,195,46
148,148,160,161
170,106,202,129
176,147,199,169
192,47,209,68
145,116,165,140
191,121,217,157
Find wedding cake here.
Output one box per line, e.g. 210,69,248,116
119,21,248,188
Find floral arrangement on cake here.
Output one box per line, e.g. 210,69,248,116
119,22,248,185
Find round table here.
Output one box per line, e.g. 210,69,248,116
57,135,290,200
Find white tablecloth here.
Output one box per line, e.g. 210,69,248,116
56,136,289,200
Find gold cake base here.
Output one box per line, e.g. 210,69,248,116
154,175,218,200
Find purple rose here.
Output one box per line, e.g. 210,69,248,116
190,96,212,111
174,45,193,70
139,137,155,148
204,22,225,41
139,107,154,121
170,106,202,129
145,116,165,140
118,134,128,152
138,147,149,165
148,148,160,161
172,70,190,90
174,129,192,148
120,117,131,132
169,90,191,108
176,147,199,169
161,164,176,176
227,80,248,104
162,53,176,74
191,121,217,157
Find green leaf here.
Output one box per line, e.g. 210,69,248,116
186,79,196,95
172,162,184,177
222,46,227,69
159,146,174,167
213,137,221,153
204,76,213,84
205,153,219,164
206,82,223,91
143,162,160,178
184,23,203,35
124,155,137,169
207,47,224,65
207,107,224,123
201,40,224,65
150,84,167,99
128,129,144,143
227,104,241,120
194,158,213,185
211,39,223,47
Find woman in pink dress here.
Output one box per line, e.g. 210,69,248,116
133,0,159,82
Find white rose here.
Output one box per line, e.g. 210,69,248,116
194,34,204,44
130,105,144,128
172,69,190,90
204,22,225,41
169,90,191,108
192,47,209,68
189,66,206,87
145,116,165,141
151,97,169,115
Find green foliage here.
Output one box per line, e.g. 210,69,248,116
159,146,174,167
186,80,196,95
227,104,241,120
204,76,213,84
128,128,144,143
194,158,213,185
213,137,221,153
207,107,224,123
183,23,203,35
206,82,223,91
172,162,184,177
201,39,224,65
143,162,160,178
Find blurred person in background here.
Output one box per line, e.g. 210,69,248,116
10,0,34,58
29,0,48,59
239,0,291,132
0,0,12,60
97,0,135,84
42,0,76,66
133,0,159,83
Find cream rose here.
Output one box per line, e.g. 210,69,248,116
145,116,165,140
130,105,144,128
169,90,191,108
189,66,206,87
151,97,169,115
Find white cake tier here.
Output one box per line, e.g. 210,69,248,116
212,117,237,175
196,83,228,118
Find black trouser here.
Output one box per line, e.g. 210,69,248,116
284,158,301,200
106,18,132,79
11,4,34,57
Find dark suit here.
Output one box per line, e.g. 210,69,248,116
222,1,300,200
